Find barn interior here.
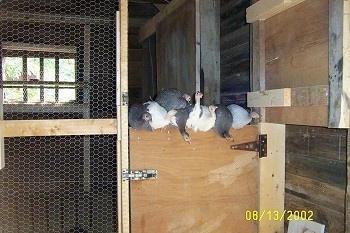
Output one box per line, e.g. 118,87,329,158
0,0,348,232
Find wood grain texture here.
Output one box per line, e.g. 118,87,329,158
286,152,346,188
329,0,350,128
264,0,329,89
156,0,196,96
286,173,345,213
130,126,258,233
139,0,188,42
2,119,117,137
220,0,250,106
246,0,305,23
285,125,347,161
258,123,285,233
200,0,220,105
265,106,328,126
285,193,344,233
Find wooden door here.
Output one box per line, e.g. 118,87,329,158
129,126,258,233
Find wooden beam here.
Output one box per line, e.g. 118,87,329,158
265,106,328,127
1,119,117,137
129,0,169,3
346,129,350,232
248,86,328,107
0,10,114,25
246,0,305,23
0,88,4,170
259,123,285,233
250,19,266,121
117,0,130,232
200,0,220,105
329,0,350,128
139,0,187,42
248,88,291,107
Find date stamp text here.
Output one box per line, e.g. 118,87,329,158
245,210,314,221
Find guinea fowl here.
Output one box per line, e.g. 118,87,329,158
227,104,260,129
128,103,153,131
193,105,218,132
213,104,234,141
144,101,177,130
186,92,217,132
170,108,191,143
185,91,203,129
155,88,191,111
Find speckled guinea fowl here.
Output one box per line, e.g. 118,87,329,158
155,88,191,111
144,101,177,130
170,108,191,143
128,103,152,131
213,104,234,141
227,104,259,129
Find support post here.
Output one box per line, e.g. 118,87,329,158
259,123,285,233
116,0,130,232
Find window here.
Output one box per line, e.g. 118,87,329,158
2,42,77,104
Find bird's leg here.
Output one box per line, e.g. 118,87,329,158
166,109,177,121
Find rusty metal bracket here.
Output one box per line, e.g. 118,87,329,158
230,134,267,158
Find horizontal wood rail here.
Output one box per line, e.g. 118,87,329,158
1,118,117,137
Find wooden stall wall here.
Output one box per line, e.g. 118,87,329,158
285,125,347,232
263,0,329,126
220,0,251,106
128,3,159,106
156,0,196,96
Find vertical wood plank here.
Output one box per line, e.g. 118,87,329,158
347,129,350,232
200,0,220,105
329,0,350,128
156,0,196,95
250,20,266,121
195,0,200,93
117,0,130,232
259,123,285,233
0,87,4,170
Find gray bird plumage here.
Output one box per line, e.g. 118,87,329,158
155,88,191,111
227,104,260,129
213,104,234,141
170,108,191,143
128,103,152,131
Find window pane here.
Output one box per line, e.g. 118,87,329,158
3,57,23,81
27,57,40,81
4,88,23,102
59,88,76,102
27,88,40,102
44,88,55,102
44,58,55,81
59,59,75,82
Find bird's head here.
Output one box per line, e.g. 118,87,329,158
182,93,191,103
142,112,152,122
209,105,218,114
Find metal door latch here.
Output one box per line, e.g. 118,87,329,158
122,169,157,181
230,134,267,158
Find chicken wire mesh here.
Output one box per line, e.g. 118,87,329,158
0,0,119,232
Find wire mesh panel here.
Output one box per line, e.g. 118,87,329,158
0,0,119,232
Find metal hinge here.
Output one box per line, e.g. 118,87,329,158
122,92,128,106
230,134,267,158
122,169,158,181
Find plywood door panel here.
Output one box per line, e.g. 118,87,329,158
129,126,258,233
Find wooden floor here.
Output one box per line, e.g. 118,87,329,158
129,126,258,233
